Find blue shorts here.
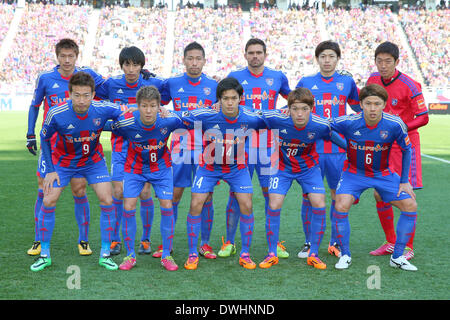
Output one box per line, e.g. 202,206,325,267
110,151,126,182
269,165,326,195
247,143,272,189
171,151,198,188
123,167,173,199
192,166,253,194
37,149,83,179
336,171,412,203
52,159,110,188
318,153,346,190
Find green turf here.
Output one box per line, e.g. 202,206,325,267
0,112,449,300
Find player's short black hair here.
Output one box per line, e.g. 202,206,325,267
245,38,266,54
69,71,95,93
374,41,399,61
216,77,243,100
55,38,79,57
119,46,146,68
287,87,315,109
315,40,341,58
359,84,388,103
184,42,205,58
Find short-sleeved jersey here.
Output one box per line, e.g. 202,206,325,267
296,71,360,154
160,73,218,152
331,112,411,178
112,111,183,174
262,110,331,173
41,100,123,168
31,66,104,122
180,107,266,173
366,70,428,138
95,73,167,154
160,73,218,111
227,67,291,110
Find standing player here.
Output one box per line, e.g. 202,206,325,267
366,41,429,259
220,38,291,259
108,86,182,271
157,42,218,259
26,38,105,257
95,46,167,256
295,41,360,259
259,87,347,270
179,77,266,270
331,84,418,271
30,72,126,272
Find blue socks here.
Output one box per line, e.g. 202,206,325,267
122,209,137,258
140,197,154,242
301,197,312,243
309,206,326,256
34,189,44,242
240,213,254,255
73,195,90,243
99,204,115,257
187,213,201,256
160,207,175,259
332,208,351,257
266,208,281,255
200,200,214,246
112,197,123,242
393,211,417,259
225,192,240,244
38,205,55,257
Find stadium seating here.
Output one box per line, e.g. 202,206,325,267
399,8,449,87
0,3,448,93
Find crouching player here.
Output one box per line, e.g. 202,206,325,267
31,72,127,272
331,84,418,271
179,77,266,270
107,86,183,271
259,88,346,269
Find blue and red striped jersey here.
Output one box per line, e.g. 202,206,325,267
296,71,360,154
160,72,218,153
95,73,167,154
227,67,291,110
112,111,183,174
331,112,411,178
40,100,123,170
180,107,266,173
262,110,331,173
160,72,217,111
29,66,104,132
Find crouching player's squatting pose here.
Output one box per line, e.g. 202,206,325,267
331,84,418,271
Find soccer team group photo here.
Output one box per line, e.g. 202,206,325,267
2,1,448,301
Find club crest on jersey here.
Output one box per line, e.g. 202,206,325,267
336,82,344,91
240,124,248,131
203,87,211,96
307,132,316,140
160,127,168,135
391,98,398,106
93,118,101,126
265,78,274,86
380,131,388,139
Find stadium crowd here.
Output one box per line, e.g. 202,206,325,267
0,2,448,93
399,8,449,87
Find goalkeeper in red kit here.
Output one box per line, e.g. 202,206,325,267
366,42,429,260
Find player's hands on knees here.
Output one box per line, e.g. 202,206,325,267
398,182,416,200
26,134,37,155
43,172,60,195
